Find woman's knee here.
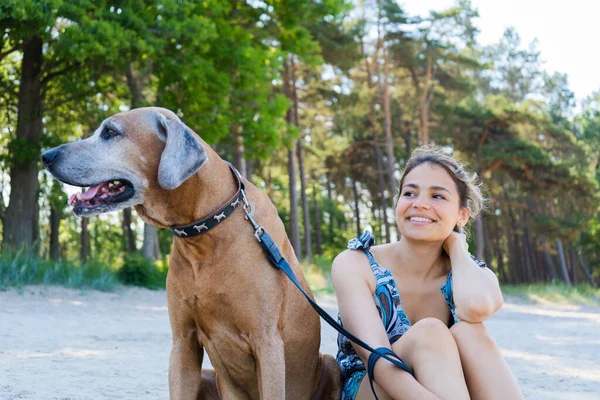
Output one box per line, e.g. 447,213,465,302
450,321,497,350
396,317,455,354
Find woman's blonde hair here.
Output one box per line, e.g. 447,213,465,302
397,146,486,223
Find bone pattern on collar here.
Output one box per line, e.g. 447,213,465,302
170,162,245,238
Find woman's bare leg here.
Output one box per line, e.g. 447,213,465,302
356,318,470,400
450,322,523,400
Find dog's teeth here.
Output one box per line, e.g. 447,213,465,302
108,183,114,188
113,180,119,185
76,193,82,200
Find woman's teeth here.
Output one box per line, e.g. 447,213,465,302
410,217,433,223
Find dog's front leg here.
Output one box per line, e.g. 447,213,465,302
255,334,286,400
167,289,206,400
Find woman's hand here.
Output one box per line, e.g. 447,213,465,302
442,230,468,256
444,230,504,322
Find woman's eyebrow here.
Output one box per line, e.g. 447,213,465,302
430,185,452,194
403,183,451,195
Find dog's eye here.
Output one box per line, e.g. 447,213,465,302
101,128,120,139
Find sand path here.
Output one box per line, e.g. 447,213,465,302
1,286,598,399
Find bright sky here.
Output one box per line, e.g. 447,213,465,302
401,0,600,101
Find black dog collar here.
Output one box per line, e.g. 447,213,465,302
170,162,245,238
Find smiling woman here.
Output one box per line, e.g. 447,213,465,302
332,146,523,400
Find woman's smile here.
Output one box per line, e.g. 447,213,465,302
406,215,437,226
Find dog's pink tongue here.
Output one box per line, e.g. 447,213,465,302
80,184,103,201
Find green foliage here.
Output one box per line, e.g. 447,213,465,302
117,254,166,289
4,136,41,167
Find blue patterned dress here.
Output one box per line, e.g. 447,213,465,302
336,231,486,400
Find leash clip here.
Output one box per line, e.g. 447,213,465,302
240,188,264,242
254,226,264,242
241,190,261,229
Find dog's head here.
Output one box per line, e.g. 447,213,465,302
42,107,207,217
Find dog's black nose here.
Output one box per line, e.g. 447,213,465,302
41,148,60,167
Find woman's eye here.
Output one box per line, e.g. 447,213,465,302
433,194,446,200
403,191,415,197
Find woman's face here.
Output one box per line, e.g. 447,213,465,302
396,162,470,242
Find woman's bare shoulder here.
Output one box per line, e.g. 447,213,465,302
367,242,397,264
332,249,374,286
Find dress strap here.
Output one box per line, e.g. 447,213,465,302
347,231,380,268
347,230,375,251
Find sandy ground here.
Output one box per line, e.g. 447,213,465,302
1,286,599,400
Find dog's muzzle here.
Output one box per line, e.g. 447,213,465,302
42,147,62,169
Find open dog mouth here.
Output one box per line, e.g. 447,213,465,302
68,179,134,214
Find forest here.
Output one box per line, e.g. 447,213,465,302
1,0,599,289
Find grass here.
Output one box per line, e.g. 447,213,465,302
0,250,167,292
302,256,600,307
302,255,336,296
0,249,119,292
502,283,600,307
2,251,598,308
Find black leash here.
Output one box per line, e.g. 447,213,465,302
230,165,414,399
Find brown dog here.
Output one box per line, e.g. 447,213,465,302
41,107,341,399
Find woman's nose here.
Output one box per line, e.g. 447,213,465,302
412,195,431,209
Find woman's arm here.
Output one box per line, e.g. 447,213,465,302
443,232,503,323
332,250,440,400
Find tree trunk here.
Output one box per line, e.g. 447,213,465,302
326,174,334,240
364,54,391,243
370,198,380,241
49,205,61,260
233,125,247,177
523,225,536,282
404,124,413,156
555,239,572,286
569,244,578,284
284,57,301,259
122,208,136,253
297,138,311,263
81,217,90,265
127,63,159,261
287,148,301,259
0,175,6,231
501,187,521,282
352,175,361,238
492,218,506,282
574,244,597,288
482,215,491,264
246,159,254,181
126,63,145,108
521,230,533,283
541,237,558,282
292,57,311,263
381,203,390,242
512,233,525,284
312,182,322,256
265,164,273,198
415,53,432,145
142,224,160,260
3,36,43,252
381,48,397,199
474,214,485,260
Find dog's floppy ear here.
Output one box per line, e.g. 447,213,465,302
155,113,207,190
